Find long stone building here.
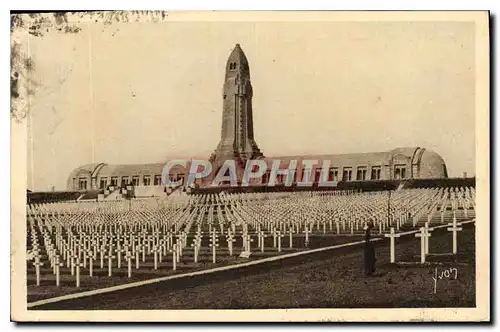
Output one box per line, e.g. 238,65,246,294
67,44,448,192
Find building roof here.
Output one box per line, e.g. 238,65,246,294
66,163,104,188
67,146,448,184
264,151,390,169
96,163,165,177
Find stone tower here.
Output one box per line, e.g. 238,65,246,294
210,44,263,171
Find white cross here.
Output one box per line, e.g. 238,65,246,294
303,227,310,247
54,255,64,287
74,257,83,288
152,245,161,270
447,218,463,255
32,252,44,287
276,231,284,252
116,245,126,269
176,234,184,258
70,253,78,276
191,238,201,262
209,232,219,264
424,222,434,255
384,227,401,263
138,243,147,263
98,246,106,268
121,249,132,277
104,252,115,277
415,227,431,264
287,228,293,248
259,231,266,252
87,251,96,277
170,243,178,271
247,234,254,252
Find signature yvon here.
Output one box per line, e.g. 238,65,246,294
432,267,458,294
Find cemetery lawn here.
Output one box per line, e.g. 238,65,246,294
27,235,364,303
31,224,475,310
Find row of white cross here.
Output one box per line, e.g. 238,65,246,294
385,215,466,264
27,186,475,288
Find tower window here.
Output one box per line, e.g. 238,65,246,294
229,62,237,70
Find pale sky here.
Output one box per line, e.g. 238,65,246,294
26,18,476,190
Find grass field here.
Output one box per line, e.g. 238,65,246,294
27,234,364,302
31,224,475,310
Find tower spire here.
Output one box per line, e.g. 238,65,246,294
210,44,263,170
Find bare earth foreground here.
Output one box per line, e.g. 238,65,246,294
32,225,475,310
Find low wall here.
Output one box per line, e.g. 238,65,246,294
190,178,476,195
